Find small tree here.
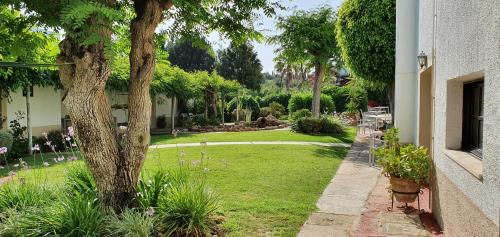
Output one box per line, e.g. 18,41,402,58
218,78,240,124
272,7,340,117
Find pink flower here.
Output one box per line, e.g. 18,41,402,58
145,207,155,217
68,127,74,137
57,156,65,162
68,156,77,161
0,147,7,154
32,144,40,151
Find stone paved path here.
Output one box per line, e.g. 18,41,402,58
297,138,380,237
150,141,351,149
297,136,442,237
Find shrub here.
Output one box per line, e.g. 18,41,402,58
346,82,368,113
136,170,188,209
0,131,13,151
288,93,335,114
0,183,54,213
321,85,350,112
192,115,220,127
0,205,63,236
57,194,105,236
34,130,65,152
157,182,219,236
320,115,345,134
260,92,291,111
106,209,156,237
290,109,312,121
65,163,97,197
376,128,430,182
259,102,285,118
295,117,323,134
7,112,28,159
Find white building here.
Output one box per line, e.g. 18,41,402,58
394,0,499,236
0,86,178,136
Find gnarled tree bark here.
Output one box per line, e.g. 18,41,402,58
57,0,172,211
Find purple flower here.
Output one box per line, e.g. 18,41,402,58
203,167,210,173
0,147,7,154
13,164,19,168
68,127,74,137
57,156,65,162
32,144,40,151
42,132,48,140
45,141,52,146
8,171,16,176
43,162,50,167
53,158,58,163
68,156,77,161
65,137,71,141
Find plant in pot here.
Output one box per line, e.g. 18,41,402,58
156,115,167,129
376,128,430,203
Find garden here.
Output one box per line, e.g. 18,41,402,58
0,0,396,236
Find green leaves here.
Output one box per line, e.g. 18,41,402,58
336,0,396,85
271,7,339,65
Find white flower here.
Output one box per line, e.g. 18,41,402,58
43,162,50,167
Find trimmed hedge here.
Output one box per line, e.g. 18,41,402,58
292,115,345,134
288,93,335,114
321,85,349,112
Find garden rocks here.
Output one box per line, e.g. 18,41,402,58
188,121,287,133
256,115,284,128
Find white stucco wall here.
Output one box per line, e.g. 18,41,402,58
421,0,499,225
108,92,129,124
6,86,62,128
394,0,419,144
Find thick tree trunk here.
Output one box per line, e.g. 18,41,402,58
58,0,172,211
311,62,324,117
170,96,175,133
58,38,121,208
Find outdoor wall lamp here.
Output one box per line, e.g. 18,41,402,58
417,51,428,69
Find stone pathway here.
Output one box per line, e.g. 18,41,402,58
297,139,380,237
150,141,351,149
297,137,443,237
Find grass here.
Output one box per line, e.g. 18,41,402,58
1,128,356,236
7,144,348,236
150,127,356,145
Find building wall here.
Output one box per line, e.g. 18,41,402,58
152,94,176,129
394,0,419,144
108,91,129,124
6,86,62,136
417,0,499,235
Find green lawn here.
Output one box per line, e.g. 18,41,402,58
9,144,348,236
151,127,356,145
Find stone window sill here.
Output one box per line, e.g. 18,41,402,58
443,149,483,181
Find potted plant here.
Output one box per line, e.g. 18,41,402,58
156,115,167,129
376,128,430,203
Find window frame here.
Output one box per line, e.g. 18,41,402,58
461,79,484,159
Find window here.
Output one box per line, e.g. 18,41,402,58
461,79,484,159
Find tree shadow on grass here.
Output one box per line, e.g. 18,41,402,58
312,146,349,160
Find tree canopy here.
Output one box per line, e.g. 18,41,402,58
217,42,264,90
166,37,216,73
336,0,396,87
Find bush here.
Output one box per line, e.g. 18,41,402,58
288,93,335,114
136,170,188,209
0,183,54,213
157,181,219,236
321,85,350,112
292,115,345,134
7,112,28,159
106,209,156,237
320,115,345,134
156,115,167,129
260,92,291,111
259,102,285,118
0,131,13,151
290,109,312,121
65,163,96,197
34,130,65,152
192,115,220,127
347,82,368,113
0,205,63,236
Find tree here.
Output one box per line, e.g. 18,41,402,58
152,65,195,132
166,37,216,73
4,0,279,211
272,7,340,117
336,0,396,111
217,42,264,90
218,78,240,124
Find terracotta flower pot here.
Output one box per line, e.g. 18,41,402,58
389,176,420,203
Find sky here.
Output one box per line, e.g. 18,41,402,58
208,0,343,73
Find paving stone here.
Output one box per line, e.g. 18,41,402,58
297,224,350,237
